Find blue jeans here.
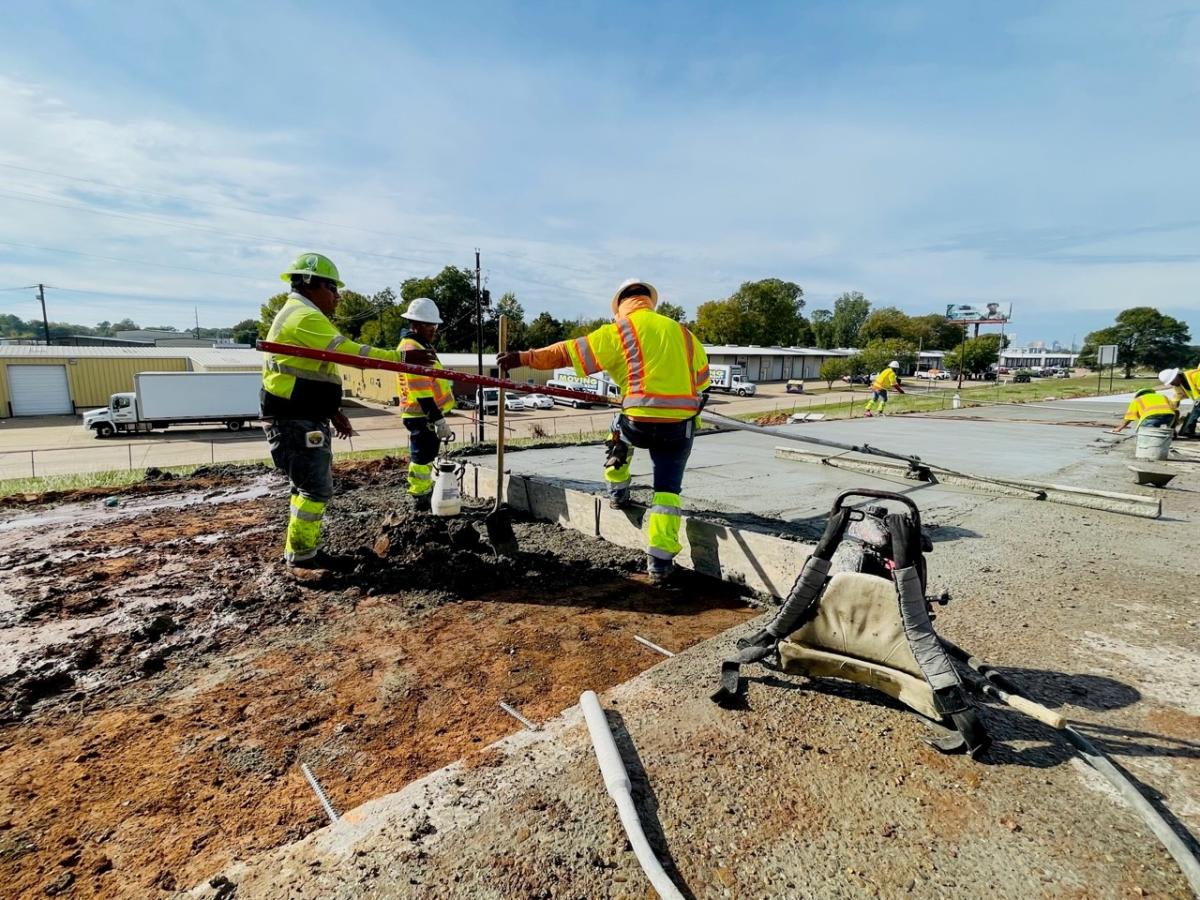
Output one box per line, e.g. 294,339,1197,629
403,417,441,466
1182,405,1199,435
608,414,695,496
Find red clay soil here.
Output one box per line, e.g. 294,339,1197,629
0,461,755,898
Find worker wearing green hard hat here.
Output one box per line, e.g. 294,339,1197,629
260,252,399,570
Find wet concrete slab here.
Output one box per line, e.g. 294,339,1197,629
496,416,1135,527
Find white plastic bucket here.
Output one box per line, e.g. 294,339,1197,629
1134,426,1171,461
431,460,462,516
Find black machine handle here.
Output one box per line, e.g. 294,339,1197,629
832,489,922,535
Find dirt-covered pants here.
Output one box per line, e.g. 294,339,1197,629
604,414,694,565
265,419,334,563
404,417,441,497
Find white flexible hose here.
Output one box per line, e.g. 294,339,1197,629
580,691,685,900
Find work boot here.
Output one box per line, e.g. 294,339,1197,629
646,557,674,586
863,410,874,418
288,550,356,573
609,490,631,510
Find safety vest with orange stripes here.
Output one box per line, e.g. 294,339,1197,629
396,336,456,419
564,309,711,422
1123,391,1176,422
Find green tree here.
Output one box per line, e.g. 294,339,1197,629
566,316,609,339
692,297,749,344
810,309,834,349
657,301,686,322
858,307,911,344
400,267,478,351
231,318,259,346
1079,307,1192,377
489,292,526,350
95,320,114,336
819,357,850,389
525,311,565,348
908,313,965,350
257,293,289,338
331,290,376,341
112,318,140,332
736,278,805,345
830,292,870,347
943,334,1003,377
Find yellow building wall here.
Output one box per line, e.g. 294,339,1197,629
0,357,190,416
338,364,546,406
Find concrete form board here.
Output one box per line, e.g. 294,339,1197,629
461,462,808,598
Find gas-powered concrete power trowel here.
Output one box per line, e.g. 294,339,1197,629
711,489,989,758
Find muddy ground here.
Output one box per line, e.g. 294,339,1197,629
0,457,753,898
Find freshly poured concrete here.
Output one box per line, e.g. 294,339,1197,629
498,414,1159,530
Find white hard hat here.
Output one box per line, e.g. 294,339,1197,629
402,297,442,324
1159,368,1180,386
889,360,900,369
611,279,658,317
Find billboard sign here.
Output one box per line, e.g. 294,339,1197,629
1097,344,1119,366
944,302,1012,324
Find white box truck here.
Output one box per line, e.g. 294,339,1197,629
82,371,262,438
709,364,757,396
548,368,622,408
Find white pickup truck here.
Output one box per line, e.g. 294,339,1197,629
83,371,261,437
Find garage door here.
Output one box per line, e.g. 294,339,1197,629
8,365,73,416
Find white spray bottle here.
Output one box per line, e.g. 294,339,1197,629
430,454,463,516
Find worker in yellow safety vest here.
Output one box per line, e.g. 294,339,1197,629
1160,367,1200,438
497,279,711,585
863,360,905,417
395,298,457,509
1111,388,1178,434
261,252,401,569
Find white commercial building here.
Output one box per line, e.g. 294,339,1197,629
702,346,856,382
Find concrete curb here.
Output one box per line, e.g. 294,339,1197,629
461,462,809,599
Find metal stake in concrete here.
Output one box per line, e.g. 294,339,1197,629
634,635,675,658
301,763,340,824
498,701,540,731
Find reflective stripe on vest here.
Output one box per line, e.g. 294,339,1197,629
398,337,456,417
1129,392,1175,420
617,315,702,417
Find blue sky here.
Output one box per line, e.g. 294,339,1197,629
1,0,1198,348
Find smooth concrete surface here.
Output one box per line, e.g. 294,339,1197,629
493,416,1145,530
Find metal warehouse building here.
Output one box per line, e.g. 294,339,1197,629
702,345,856,382
0,346,545,418
0,346,262,418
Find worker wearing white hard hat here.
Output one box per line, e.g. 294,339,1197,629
864,359,905,417
1161,366,1200,438
497,278,710,585
396,298,457,508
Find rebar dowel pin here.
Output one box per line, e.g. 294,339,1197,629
498,701,540,731
633,635,675,657
301,763,340,824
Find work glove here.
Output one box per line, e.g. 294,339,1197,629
495,351,522,372
433,418,454,441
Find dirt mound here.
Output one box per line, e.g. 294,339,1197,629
754,411,790,426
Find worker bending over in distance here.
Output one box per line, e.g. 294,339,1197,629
1111,387,1178,434
1161,367,1200,438
498,279,710,585
863,360,905,417
396,298,456,510
260,252,401,569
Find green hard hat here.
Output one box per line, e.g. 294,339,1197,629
280,252,344,287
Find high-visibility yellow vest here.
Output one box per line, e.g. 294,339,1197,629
262,293,398,413
1182,368,1200,401
871,368,898,391
1124,391,1176,422
564,309,710,422
396,336,456,419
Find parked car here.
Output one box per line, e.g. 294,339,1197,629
504,394,526,411
1054,369,1071,379
522,393,554,409
842,374,870,385
981,371,997,381
1012,371,1032,383
997,366,1010,375
785,379,806,394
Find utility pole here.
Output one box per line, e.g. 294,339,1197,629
955,324,967,390
475,249,484,443
194,307,201,339
37,284,50,345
